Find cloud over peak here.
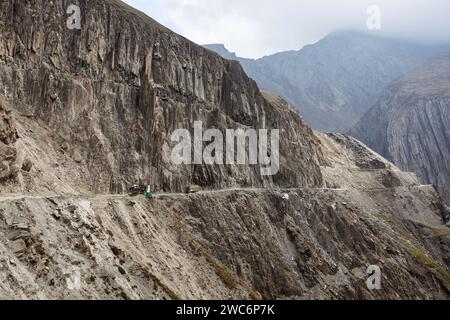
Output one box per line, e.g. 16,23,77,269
124,0,450,58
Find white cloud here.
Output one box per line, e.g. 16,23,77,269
124,0,450,58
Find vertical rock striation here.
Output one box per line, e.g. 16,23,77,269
0,0,323,194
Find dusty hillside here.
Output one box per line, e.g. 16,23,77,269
0,0,449,299
350,55,450,206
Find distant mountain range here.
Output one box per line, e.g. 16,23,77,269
205,31,450,132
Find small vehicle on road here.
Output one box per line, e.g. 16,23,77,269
129,184,148,196
185,184,201,194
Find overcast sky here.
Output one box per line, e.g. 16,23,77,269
124,0,450,59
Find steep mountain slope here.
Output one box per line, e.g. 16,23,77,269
350,55,450,205
2,93,450,299
205,32,450,132
0,0,449,299
0,0,324,194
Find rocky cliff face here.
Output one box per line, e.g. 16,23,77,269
0,0,324,194
350,55,450,205
0,0,449,300
205,33,450,132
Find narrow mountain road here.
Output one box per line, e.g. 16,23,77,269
0,185,434,203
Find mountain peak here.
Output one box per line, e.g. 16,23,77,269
203,43,238,60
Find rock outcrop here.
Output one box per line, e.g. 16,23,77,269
0,99,18,181
0,0,449,300
350,55,450,205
